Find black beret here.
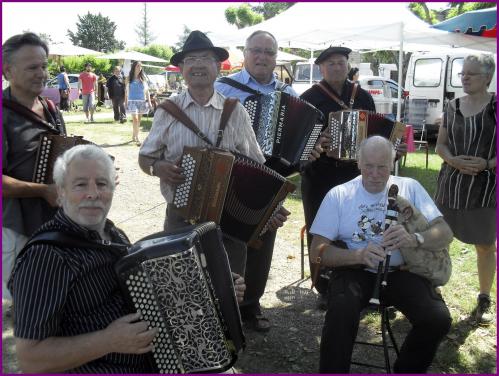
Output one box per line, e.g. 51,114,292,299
315,46,352,64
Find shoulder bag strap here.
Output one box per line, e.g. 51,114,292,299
349,83,359,108
217,98,239,147
2,98,61,134
217,77,261,95
158,100,214,146
315,82,349,110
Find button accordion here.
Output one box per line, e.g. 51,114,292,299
32,134,93,184
328,110,406,160
173,147,296,249
115,222,245,374
243,91,323,174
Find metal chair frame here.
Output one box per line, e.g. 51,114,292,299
403,98,429,169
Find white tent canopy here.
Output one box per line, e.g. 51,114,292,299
48,43,102,56
95,50,167,63
210,2,495,53
211,2,496,120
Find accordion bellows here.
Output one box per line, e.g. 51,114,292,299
244,91,323,171
173,147,295,249
115,222,245,374
32,134,92,184
328,110,406,160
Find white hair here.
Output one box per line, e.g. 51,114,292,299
357,136,396,165
464,54,495,87
53,144,116,189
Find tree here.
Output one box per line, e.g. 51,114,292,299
446,2,496,18
409,2,496,25
135,3,156,46
225,2,295,28
67,12,125,52
174,26,192,53
251,2,295,20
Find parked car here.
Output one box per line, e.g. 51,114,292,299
45,73,80,89
358,75,408,117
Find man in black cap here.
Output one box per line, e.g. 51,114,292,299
300,46,376,307
138,31,266,298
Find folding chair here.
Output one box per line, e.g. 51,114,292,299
403,98,429,169
351,304,400,373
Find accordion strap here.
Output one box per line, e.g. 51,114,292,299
315,81,359,110
217,77,261,95
17,231,128,261
158,98,238,147
3,98,61,134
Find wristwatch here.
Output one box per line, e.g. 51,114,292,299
149,160,158,176
414,232,424,246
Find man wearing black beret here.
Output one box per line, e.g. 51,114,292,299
300,46,376,305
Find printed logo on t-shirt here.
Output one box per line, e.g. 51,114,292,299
351,202,385,243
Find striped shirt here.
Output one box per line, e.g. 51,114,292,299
139,90,265,203
8,210,153,373
435,95,496,209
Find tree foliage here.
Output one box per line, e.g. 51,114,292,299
409,2,496,24
446,2,496,18
135,3,156,46
67,12,125,52
225,2,295,29
48,55,112,77
225,4,263,29
174,26,193,52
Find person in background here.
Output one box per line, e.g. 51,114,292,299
56,65,70,111
106,65,127,123
125,61,152,146
97,73,107,107
348,67,360,82
434,53,496,325
2,32,65,311
78,62,97,123
215,30,292,332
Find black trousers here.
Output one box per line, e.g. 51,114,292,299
238,229,276,317
111,96,126,121
301,159,359,294
320,269,451,373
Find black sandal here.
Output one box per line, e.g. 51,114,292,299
244,313,271,333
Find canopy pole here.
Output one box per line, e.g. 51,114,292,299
396,22,404,122
394,22,404,177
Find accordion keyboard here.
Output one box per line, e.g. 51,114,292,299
33,135,53,183
173,154,196,209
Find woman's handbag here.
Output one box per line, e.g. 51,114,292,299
60,89,70,99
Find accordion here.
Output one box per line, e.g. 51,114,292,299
328,110,406,160
173,147,296,249
32,134,92,184
115,222,245,374
244,91,323,174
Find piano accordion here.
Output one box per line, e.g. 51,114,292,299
328,110,406,160
173,147,295,249
115,222,245,374
32,134,92,184
243,91,323,172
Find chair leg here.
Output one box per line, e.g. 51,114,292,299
300,225,306,279
425,145,429,169
381,308,392,373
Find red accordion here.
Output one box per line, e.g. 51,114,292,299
328,110,406,160
173,147,295,248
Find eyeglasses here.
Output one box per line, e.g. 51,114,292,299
182,56,217,66
245,47,277,57
458,72,486,78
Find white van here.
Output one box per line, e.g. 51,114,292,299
404,52,497,134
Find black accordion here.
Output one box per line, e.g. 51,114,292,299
32,134,93,184
115,222,245,374
328,110,406,160
244,91,323,174
173,147,295,249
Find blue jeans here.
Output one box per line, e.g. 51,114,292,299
319,269,451,373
